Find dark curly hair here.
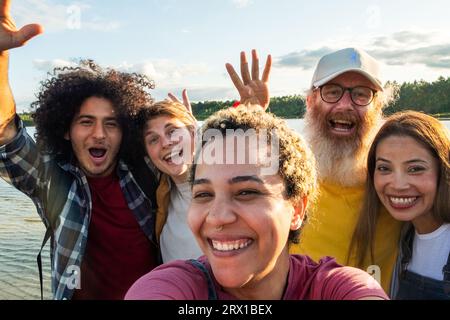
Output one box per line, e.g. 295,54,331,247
31,59,155,164
190,105,317,245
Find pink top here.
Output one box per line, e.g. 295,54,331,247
125,255,388,300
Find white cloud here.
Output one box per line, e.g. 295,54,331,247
115,61,238,102
275,29,450,71
114,60,210,87
31,58,210,84
32,59,77,71
30,57,218,100
275,47,333,70
12,0,120,32
13,0,67,32
152,86,237,103
232,0,253,9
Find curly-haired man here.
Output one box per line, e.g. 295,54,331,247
0,0,162,300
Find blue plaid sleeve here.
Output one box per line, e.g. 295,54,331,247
0,115,51,205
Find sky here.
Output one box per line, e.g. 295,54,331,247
8,0,450,112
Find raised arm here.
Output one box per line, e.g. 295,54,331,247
0,0,43,145
225,49,272,110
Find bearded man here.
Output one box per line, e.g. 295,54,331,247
226,48,402,293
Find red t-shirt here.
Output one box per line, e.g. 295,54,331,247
125,255,388,300
72,174,157,300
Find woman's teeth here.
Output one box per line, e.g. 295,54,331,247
389,196,417,206
211,239,252,252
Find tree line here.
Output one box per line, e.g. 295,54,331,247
191,77,450,120
190,95,306,120
19,76,450,125
383,76,450,118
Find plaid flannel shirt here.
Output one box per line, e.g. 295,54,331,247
0,116,157,300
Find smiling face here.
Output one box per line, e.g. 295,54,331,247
307,72,380,142
188,137,304,299
65,96,122,177
304,71,382,185
144,115,194,184
374,135,440,233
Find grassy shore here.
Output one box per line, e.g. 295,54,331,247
432,112,450,120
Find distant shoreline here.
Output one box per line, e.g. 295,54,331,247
19,110,450,127
22,120,450,128
20,115,450,127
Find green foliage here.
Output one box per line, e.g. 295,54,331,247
191,76,450,120
266,95,306,119
384,77,450,117
191,95,306,120
19,112,34,126
191,99,237,120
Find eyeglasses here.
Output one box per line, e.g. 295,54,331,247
317,84,377,107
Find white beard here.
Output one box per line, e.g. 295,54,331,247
303,109,381,187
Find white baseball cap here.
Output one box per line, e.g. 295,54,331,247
310,47,383,91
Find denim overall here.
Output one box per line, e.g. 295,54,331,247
395,227,450,300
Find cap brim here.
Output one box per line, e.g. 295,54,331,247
312,68,384,91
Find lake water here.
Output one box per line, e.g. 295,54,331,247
1,119,449,299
